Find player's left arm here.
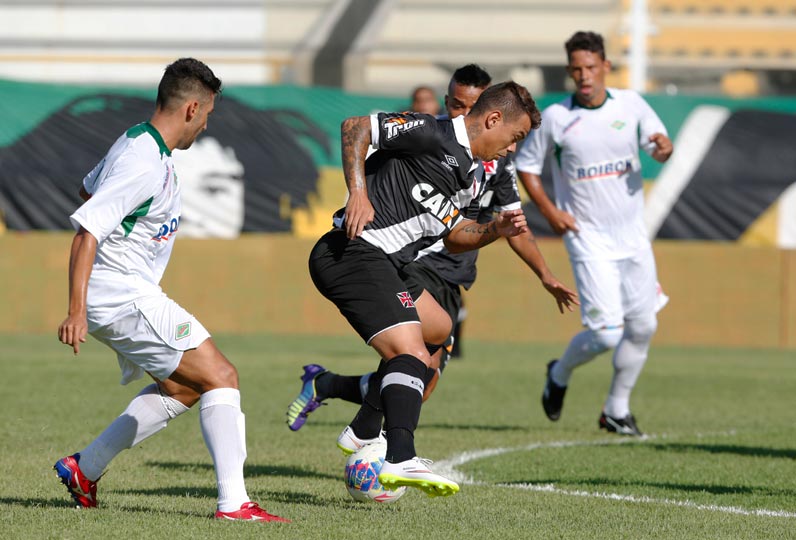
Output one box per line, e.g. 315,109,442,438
635,91,673,163
506,230,579,313
444,209,527,253
648,133,673,163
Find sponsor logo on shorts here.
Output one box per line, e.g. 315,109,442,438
445,155,459,167
176,322,192,340
396,292,415,308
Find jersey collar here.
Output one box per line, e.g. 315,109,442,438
571,89,614,110
143,122,172,157
451,115,478,173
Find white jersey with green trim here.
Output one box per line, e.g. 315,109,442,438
515,88,667,261
70,122,181,329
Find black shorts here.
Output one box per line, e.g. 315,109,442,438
401,260,462,327
309,229,424,343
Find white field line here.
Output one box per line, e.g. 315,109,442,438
434,431,796,519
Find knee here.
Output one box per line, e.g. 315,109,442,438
423,320,452,347
213,360,239,389
591,327,624,351
624,315,658,344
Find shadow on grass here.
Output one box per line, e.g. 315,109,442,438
508,478,796,498
146,461,339,481
422,422,528,432
301,419,527,432
647,443,796,460
1,496,85,509
113,486,330,507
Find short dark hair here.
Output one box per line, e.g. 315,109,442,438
565,31,606,61
156,58,222,110
451,64,492,89
468,81,541,129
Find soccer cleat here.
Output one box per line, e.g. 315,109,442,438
286,364,327,431
336,425,386,455
53,453,98,508
541,359,567,421
378,457,460,497
599,412,643,436
215,502,290,523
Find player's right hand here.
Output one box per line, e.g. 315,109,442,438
58,314,88,355
495,208,528,237
546,208,579,235
344,190,375,239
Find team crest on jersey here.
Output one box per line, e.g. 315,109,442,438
396,292,415,308
383,117,425,140
611,120,626,130
176,322,191,340
483,160,497,175
410,182,463,230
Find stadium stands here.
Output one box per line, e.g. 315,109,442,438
0,0,335,84
637,0,796,93
0,0,793,95
345,0,624,95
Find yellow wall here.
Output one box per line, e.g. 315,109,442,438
2,233,794,349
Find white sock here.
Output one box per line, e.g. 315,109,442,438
604,317,656,418
552,328,622,386
79,383,189,481
199,388,249,512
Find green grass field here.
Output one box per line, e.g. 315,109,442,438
2,333,794,539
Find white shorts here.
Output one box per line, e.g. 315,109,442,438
572,247,658,330
90,293,211,385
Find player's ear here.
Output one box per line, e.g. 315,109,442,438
185,100,199,122
604,59,612,73
486,110,502,129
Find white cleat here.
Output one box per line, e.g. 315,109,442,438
336,425,386,455
378,456,460,497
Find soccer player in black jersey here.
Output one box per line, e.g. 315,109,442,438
286,68,577,422
303,81,540,497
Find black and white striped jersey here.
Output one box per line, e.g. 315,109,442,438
415,156,522,289
334,112,481,267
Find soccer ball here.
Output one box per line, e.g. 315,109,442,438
344,441,407,503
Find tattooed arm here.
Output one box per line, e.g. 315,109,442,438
444,209,528,253
341,116,374,239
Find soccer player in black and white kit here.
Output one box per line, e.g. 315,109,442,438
307,81,541,496
287,66,577,435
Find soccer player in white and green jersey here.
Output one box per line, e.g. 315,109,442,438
515,31,674,436
54,58,288,522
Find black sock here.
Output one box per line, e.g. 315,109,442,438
423,366,437,387
349,360,387,439
425,342,442,356
381,354,426,463
314,372,364,404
